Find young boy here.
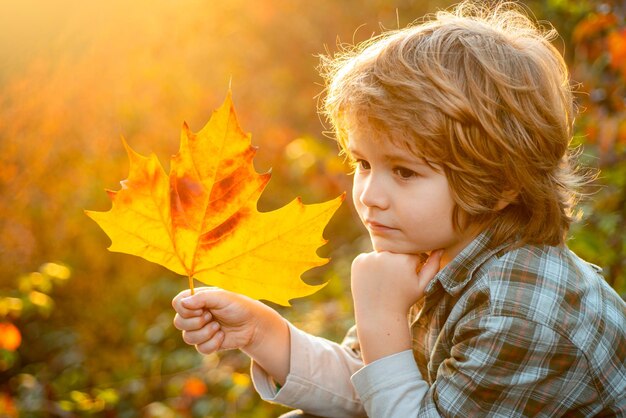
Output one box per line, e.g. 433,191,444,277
172,2,626,416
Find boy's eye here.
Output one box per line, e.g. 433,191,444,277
394,167,417,179
356,159,371,170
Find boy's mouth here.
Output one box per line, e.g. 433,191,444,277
364,219,397,233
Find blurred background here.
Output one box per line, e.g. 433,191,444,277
0,0,624,416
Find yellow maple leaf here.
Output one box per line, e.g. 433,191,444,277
86,91,344,306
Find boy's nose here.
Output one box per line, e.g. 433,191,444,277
358,175,389,210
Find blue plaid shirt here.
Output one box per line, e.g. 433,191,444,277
403,231,626,416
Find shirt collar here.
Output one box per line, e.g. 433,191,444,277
427,229,508,297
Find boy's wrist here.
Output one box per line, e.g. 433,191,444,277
354,302,408,328
356,311,412,364
242,303,285,355
241,305,291,385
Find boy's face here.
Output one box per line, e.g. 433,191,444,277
348,126,477,265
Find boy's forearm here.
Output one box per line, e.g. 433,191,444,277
241,305,291,385
356,309,412,364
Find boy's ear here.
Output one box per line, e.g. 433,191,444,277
494,189,519,211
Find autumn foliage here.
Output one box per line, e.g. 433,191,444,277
0,323,21,351
1,0,624,416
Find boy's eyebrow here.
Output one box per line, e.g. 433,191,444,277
364,150,429,166
385,153,426,166
347,143,430,166
345,145,361,159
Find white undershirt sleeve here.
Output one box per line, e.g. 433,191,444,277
351,349,429,417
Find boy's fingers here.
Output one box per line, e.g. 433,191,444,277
414,253,429,273
172,288,213,318
172,289,196,316
195,330,225,355
172,289,192,307
182,320,221,346
173,310,212,331
172,302,203,319
414,250,443,296
418,249,444,280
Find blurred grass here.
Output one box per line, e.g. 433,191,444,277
0,0,624,416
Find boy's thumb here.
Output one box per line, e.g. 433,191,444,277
420,249,443,278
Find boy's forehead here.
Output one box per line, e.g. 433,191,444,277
347,124,421,156
347,130,434,166
344,121,442,170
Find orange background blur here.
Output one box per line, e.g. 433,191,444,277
1,1,624,416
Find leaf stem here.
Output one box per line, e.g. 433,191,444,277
188,276,195,295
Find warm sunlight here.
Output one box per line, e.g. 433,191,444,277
1,0,624,416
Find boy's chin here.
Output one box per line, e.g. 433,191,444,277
370,238,425,255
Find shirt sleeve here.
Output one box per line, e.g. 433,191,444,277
351,350,429,417
417,315,599,417
250,322,367,417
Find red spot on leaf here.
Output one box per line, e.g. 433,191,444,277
200,210,246,249
174,175,203,207
170,175,204,226
213,173,236,198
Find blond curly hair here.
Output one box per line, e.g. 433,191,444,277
320,1,584,248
